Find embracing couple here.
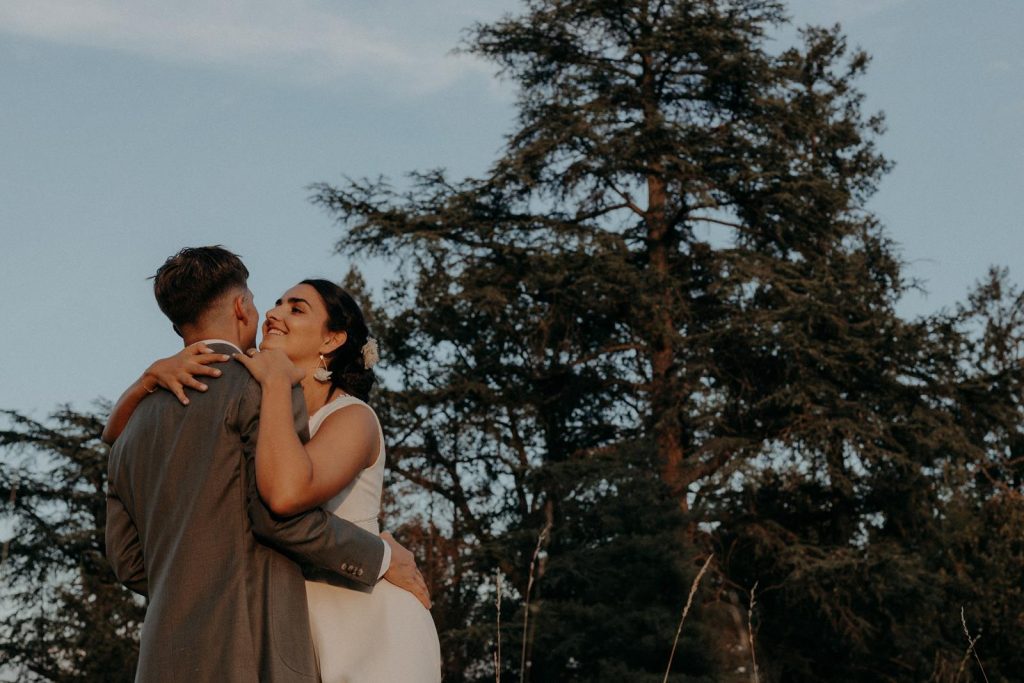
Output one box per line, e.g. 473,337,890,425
103,246,442,682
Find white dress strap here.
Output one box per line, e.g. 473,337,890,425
308,394,362,435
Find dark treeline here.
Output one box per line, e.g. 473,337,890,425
2,1,1022,681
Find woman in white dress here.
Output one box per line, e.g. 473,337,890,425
105,278,442,683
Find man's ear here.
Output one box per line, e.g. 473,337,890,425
233,294,252,325
321,331,348,356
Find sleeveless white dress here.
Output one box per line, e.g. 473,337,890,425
305,395,442,682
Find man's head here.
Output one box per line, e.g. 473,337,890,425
153,246,259,348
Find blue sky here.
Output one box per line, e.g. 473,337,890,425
1,0,1022,417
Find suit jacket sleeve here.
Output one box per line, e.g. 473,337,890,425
105,455,148,596
238,377,384,587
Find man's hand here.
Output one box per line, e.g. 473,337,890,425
381,531,431,610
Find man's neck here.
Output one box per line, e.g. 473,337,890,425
182,328,243,350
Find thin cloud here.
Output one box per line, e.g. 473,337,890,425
0,0,497,93
786,0,911,27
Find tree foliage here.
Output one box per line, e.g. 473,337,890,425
312,0,1024,680
0,407,143,682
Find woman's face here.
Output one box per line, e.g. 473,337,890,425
259,283,332,361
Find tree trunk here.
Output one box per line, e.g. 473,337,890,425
642,49,687,507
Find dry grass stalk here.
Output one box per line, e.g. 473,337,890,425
520,517,553,683
663,553,714,683
494,570,503,683
748,581,760,683
955,607,989,683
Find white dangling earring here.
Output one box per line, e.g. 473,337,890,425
313,354,333,383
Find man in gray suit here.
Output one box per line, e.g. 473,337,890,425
105,246,425,682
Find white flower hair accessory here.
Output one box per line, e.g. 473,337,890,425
361,337,380,369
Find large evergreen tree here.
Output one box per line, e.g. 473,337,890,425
313,0,1024,680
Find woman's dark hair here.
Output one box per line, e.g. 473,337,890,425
302,279,376,402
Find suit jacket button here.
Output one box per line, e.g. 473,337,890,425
357,568,364,577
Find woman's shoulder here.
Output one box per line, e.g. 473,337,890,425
310,394,379,435
316,393,373,417
309,395,383,469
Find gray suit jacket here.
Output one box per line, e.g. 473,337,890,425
106,342,385,682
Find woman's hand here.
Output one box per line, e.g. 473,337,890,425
103,342,231,443
233,348,305,387
143,342,231,405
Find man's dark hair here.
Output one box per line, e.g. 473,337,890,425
152,246,249,330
